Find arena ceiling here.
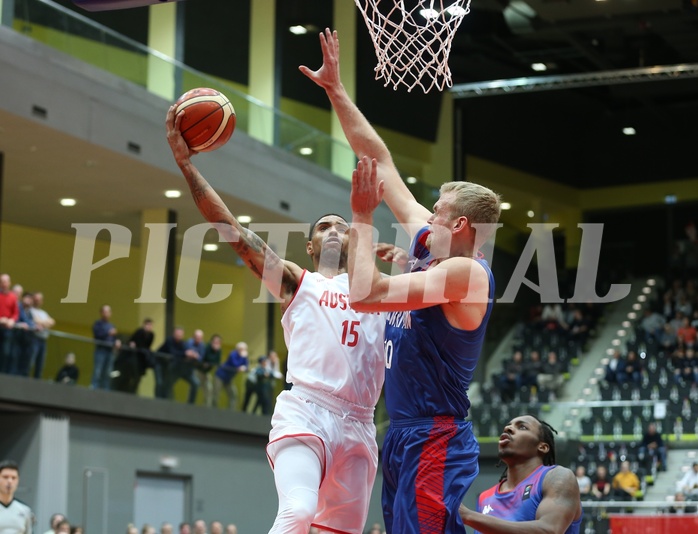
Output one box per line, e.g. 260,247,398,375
274,0,698,190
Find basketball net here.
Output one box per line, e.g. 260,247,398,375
355,0,471,93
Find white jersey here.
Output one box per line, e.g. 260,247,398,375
0,499,33,534
281,271,385,410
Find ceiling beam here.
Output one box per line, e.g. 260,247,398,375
450,63,698,98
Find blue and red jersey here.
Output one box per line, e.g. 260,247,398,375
476,465,582,534
384,227,495,420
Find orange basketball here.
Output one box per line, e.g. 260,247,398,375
174,88,236,152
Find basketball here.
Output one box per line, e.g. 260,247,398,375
174,88,236,152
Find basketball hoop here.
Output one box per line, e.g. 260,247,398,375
355,0,471,93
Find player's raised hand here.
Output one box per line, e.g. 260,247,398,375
351,156,384,218
165,105,199,162
299,28,341,90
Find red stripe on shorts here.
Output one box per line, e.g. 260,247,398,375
415,416,457,533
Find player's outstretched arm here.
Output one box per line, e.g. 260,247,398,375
300,28,432,234
459,467,581,534
166,105,302,302
349,158,489,327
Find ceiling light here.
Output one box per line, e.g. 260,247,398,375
289,25,308,35
531,63,547,72
406,176,418,184
60,198,76,207
446,5,467,17
527,210,535,218
238,215,252,224
500,202,511,210
420,8,439,19
203,244,219,252
622,127,636,136
664,194,677,204
165,190,182,198
299,147,313,156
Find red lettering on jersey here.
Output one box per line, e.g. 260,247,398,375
318,291,350,310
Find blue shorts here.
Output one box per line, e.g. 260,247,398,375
382,417,479,533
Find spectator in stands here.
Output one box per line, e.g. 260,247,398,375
640,307,665,344
223,525,237,534
177,329,205,404
671,348,690,384
538,351,565,397
30,291,55,379
521,350,542,388
670,311,687,335
157,327,187,399
639,422,667,472
661,291,675,319
192,519,206,534
242,359,259,412
612,460,641,501
13,291,37,376
213,342,249,410
199,334,222,407
676,294,693,318
604,349,625,384
209,522,222,534
268,350,283,391
160,522,173,534
141,526,156,534
70,526,83,534
178,522,190,534
677,316,697,349
0,273,19,375
679,462,698,501
55,519,71,533
55,352,79,385
541,303,566,330
591,465,611,500
251,355,282,415
668,491,697,514
498,350,525,402
44,513,66,534
112,318,155,393
575,465,592,500
566,308,590,353
91,304,120,390
127,525,138,534
129,317,155,383
658,322,678,353
623,350,643,384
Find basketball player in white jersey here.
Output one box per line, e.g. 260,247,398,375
166,107,385,534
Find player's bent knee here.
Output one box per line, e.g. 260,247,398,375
280,488,318,525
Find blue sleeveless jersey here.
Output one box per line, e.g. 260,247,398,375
384,227,495,420
476,465,582,534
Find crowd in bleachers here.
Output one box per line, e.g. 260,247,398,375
0,273,55,379
0,271,285,413
490,302,601,403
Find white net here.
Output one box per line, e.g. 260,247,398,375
354,0,471,93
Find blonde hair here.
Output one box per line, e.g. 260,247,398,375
439,181,501,225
